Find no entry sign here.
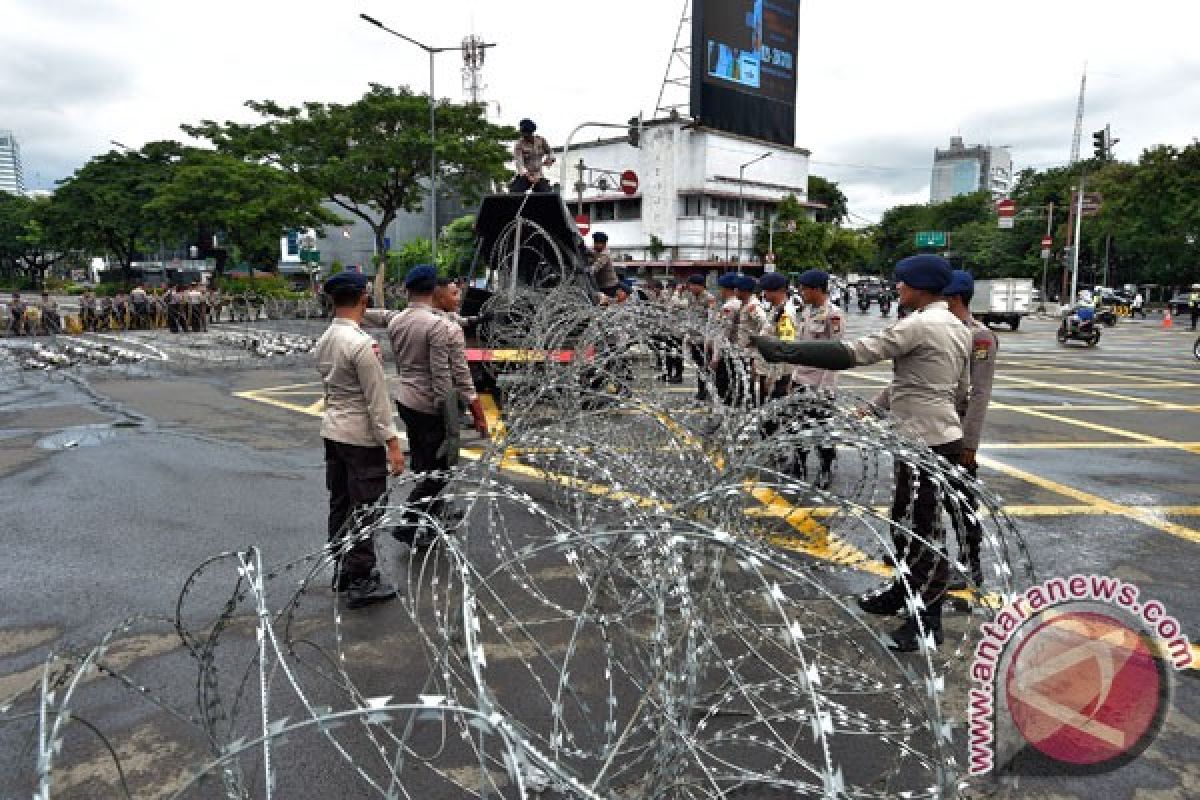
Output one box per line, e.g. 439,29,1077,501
575,214,591,236
620,170,639,196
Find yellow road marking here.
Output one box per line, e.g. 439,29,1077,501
988,404,1200,454
977,455,1200,545
998,374,1200,411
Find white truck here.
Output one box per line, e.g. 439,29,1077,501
970,278,1033,330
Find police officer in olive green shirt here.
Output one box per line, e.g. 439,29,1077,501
315,271,404,609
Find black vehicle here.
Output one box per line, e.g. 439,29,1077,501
857,294,871,313
1194,335,1200,361
1096,306,1118,327
879,293,892,317
1056,317,1101,347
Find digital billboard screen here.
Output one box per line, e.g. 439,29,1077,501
691,0,799,146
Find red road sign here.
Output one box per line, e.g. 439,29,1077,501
996,198,1017,217
1041,236,1054,248
575,214,591,236
620,170,639,195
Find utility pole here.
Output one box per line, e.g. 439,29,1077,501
1070,174,1086,301
1040,201,1054,312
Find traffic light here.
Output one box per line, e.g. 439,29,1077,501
1092,128,1108,161
627,115,641,148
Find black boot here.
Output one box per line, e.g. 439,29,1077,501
346,574,398,609
888,605,944,652
857,584,904,616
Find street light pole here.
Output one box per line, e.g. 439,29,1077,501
738,152,771,264
360,14,495,290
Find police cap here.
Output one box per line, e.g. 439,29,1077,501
759,272,789,291
618,279,634,294
735,275,758,293
592,232,608,243
797,269,829,290
323,271,369,297
943,270,975,299
687,273,706,286
404,264,439,293
519,118,536,134
716,272,740,289
894,254,953,292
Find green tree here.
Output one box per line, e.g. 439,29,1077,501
51,141,180,283
184,84,516,282
872,203,931,270
807,175,849,225
386,237,434,284
648,234,667,260
824,226,875,274
754,194,827,271
439,214,477,277
147,148,342,273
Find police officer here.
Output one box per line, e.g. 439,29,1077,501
131,284,149,329
682,274,716,400
510,118,555,193
39,292,61,335
1189,283,1200,331
710,272,742,405
79,289,97,332
758,272,797,400
315,271,403,609
754,254,970,651
9,292,27,336
590,233,619,298
363,265,489,547
789,269,844,487
165,285,183,333
732,275,768,406
944,270,996,589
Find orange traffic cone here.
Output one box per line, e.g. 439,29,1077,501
1162,308,1173,329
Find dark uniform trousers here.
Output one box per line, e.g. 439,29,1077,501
509,175,552,193
772,383,836,481
396,403,449,542
324,438,388,579
888,440,963,608
949,462,984,585
714,355,759,408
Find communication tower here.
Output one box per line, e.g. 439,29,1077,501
654,0,692,119
462,34,488,107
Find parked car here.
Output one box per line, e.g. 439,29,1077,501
1168,291,1195,316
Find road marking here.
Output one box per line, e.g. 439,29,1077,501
988,404,1200,455
977,455,1200,545
996,374,1200,411
984,441,1200,450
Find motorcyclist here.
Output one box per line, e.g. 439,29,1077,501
1068,303,1095,333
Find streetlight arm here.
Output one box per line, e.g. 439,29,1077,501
558,122,636,193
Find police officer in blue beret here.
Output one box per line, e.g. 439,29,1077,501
682,274,716,398
785,268,844,487
753,254,971,651
359,265,489,549
315,270,403,608
709,273,743,404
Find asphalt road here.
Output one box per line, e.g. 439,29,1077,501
1,311,1198,799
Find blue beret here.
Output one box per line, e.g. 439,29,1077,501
323,271,369,295
404,264,439,291
735,275,758,293
943,270,974,298
894,254,953,292
592,232,608,243
797,269,829,289
759,272,789,291
687,274,706,286
716,272,740,289
519,118,536,133
618,279,634,293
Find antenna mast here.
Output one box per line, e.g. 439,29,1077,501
654,0,692,119
462,34,488,107
1068,66,1087,165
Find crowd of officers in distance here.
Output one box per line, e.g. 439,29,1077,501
316,250,1000,654
3,283,265,337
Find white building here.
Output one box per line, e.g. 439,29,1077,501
557,118,821,275
930,136,1012,204
0,129,26,196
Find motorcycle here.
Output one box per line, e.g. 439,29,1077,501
858,295,871,314
879,295,892,317
1193,335,1199,361
1056,317,1101,347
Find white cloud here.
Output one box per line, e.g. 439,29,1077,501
3,0,1197,223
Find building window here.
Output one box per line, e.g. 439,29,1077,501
617,198,642,220
593,201,616,221
682,196,704,217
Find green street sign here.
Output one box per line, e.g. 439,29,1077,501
300,250,321,264
915,231,947,248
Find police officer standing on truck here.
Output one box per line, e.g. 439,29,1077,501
510,118,555,193
363,265,489,547
753,255,970,651
315,271,403,609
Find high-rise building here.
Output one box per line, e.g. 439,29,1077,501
930,136,1011,204
0,129,26,196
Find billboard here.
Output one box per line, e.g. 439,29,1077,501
692,0,799,146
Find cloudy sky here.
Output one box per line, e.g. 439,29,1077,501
4,0,1198,223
